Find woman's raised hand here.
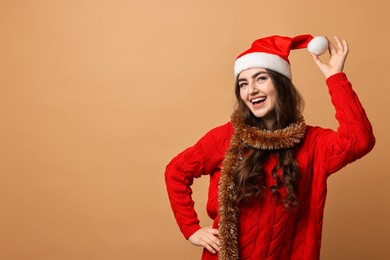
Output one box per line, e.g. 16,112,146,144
188,226,220,254
311,36,349,79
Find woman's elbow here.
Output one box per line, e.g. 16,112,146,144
355,132,376,158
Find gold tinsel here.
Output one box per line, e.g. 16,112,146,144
217,110,306,260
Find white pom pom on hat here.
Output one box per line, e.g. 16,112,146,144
307,36,328,56
234,34,329,80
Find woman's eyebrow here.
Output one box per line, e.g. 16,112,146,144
238,71,267,82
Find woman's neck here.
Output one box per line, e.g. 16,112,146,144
262,118,276,130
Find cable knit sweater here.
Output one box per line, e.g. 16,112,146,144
165,73,375,260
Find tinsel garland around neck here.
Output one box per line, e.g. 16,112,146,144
230,110,307,150
217,110,306,260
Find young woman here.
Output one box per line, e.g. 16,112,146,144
165,35,375,260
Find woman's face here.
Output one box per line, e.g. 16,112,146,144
238,68,277,128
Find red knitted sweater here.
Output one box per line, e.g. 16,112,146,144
165,73,375,260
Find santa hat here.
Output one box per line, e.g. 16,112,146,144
234,34,328,80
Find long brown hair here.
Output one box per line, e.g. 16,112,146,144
233,69,304,208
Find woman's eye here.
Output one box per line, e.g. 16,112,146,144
256,76,267,82
239,83,248,88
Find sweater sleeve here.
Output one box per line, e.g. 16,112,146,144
164,124,230,239
314,73,375,175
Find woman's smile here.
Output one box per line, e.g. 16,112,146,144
250,96,267,106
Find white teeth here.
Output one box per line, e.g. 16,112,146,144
251,97,266,103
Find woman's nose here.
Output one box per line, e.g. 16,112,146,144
249,82,259,94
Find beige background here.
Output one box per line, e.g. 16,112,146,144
0,1,389,259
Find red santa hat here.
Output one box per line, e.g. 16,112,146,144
234,34,329,80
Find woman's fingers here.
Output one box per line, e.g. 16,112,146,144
334,36,343,53
342,39,349,55
202,227,220,253
208,227,219,236
311,35,349,79
188,227,220,254
333,36,349,55
201,235,220,253
328,37,337,55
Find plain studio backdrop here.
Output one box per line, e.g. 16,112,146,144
0,1,389,259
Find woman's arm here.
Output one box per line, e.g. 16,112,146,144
165,124,230,253
310,36,375,174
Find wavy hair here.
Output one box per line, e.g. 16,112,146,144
233,69,304,209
